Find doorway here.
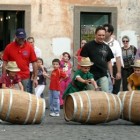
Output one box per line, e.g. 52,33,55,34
0,11,25,51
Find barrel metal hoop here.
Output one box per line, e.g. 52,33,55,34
32,97,39,124
104,92,111,123
77,93,83,122
128,91,134,121
40,99,46,123
121,91,127,119
0,89,4,113
84,91,91,123
24,93,32,124
71,94,77,120
116,94,123,116
111,94,117,112
6,89,13,121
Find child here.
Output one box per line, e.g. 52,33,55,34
127,60,140,91
48,59,67,117
60,52,72,108
0,61,23,90
63,57,99,99
34,57,48,98
74,39,87,69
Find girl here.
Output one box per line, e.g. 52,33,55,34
0,61,23,90
74,39,87,69
34,57,48,98
60,52,72,108
63,57,99,99
127,60,140,91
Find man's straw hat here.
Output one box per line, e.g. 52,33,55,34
6,61,20,72
78,57,93,66
131,60,140,68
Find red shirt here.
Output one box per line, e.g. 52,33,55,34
0,73,21,88
3,41,37,79
49,68,67,91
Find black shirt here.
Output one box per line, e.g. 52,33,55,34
80,40,114,80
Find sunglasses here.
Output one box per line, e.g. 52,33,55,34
122,40,129,43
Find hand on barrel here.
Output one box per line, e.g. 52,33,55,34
84,79,92,84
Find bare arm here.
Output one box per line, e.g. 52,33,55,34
32,61,38,87
107,60,115,84
18,82,24,91
2,61,7,74
115,56,121,79
127,83,132,91
76,76,91,84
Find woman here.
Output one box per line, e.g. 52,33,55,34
121,35,137,91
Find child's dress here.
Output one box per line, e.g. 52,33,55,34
60,59,72,106
127,73,140,90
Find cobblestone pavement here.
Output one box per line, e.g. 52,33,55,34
0,109,140,140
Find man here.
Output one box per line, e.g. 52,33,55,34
80,26,114,93
27,37,42,93
103,24,123,94
2,28,38,92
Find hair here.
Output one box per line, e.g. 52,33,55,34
27,37,34,42
62,52,71,60
122,35,130,42
95,26,106,34
52,58,60,65
37,57,44,65
103,24,114,35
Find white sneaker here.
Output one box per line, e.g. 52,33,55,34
55,113,60,117
50,112,56,117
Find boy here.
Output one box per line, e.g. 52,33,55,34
0,61,23,90
48,59,67,117
127,60,140,91
63,57,99,99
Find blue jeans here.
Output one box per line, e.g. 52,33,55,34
107,73,113,93
21,79,29,92
96,76,109,93
26,79,33,93
49,90,60,114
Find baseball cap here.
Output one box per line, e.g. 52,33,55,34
15,28,26,38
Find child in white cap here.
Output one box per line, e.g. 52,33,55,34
127,60,140,91
63,57,99,99
0,61,23,90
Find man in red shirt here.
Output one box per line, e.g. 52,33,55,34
2,28,38,92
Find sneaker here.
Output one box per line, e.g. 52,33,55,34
49,112,56,117
55,113,60,117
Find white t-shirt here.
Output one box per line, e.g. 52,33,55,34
29,46,42,72
104,38,124,67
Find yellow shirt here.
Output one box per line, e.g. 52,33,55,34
127,73,140,90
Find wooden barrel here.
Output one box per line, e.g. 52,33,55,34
118,91,140,123
0,89,46,124
64,90,122,124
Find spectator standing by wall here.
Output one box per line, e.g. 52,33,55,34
74,39,87,69
121,35,137,91
60,52,72,108
27,37,42,93
2,28,38,92
33,57,48,98
103,24,123,94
